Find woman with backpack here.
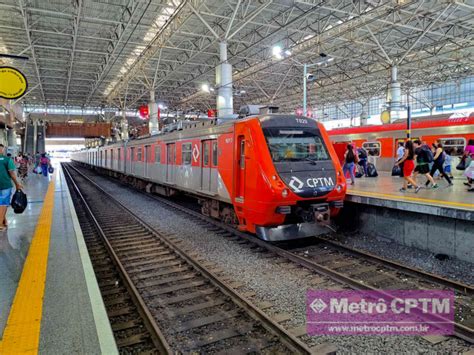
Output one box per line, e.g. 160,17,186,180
343,144,357,185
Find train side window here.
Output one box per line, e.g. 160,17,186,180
212,141,218,166
438,137,466,156
105,150,108,165
137,147,142,161
130,147,135,161
182,143,192,165
362,141,381,157
110,150,114,165
117,148,121,169
155,146,161,163
203,142,210,166
239,139,245,169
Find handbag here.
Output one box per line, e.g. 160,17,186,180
48,166,54,174
456,159,466,171
11,189,28,214
391,165,401,176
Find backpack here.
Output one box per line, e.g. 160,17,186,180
367,163,378,177
11,189,28,214
358,148,367,159
421,146,433,163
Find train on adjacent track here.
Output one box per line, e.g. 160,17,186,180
329,114,474,171
71,114,347,241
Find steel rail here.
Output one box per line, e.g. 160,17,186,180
64,163,313,354
71,163,474,344
63,164,173,354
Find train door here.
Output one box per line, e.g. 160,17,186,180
166,143,175,183
210,140,218,193
236,135,245,201
201,140,211,191
144,145,151,178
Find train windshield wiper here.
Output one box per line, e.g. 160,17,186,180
305,156,318,165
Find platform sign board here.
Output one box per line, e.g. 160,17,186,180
307,290,454,336
0,66,28,99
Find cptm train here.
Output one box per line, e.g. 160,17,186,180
71,115,347,241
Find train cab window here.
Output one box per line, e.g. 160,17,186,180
438,138,466,156
362,142,381,157
182,143,192,165
155,146,161,163
137,147,142,161
212,141,218,166
263,128,329,162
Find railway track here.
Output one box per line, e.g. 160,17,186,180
63,163,313,354
69,163,474,345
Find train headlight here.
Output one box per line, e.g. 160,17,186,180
336,184,343,192
282,188,289,198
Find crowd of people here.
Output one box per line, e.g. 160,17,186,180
342,139,474,193
0,149,52,231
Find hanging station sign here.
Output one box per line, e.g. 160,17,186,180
138,105,149,119
0,66,28,99
380,110,391,124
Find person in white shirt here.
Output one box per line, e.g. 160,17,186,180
396,141,405,177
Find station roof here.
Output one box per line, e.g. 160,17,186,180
0,0,473,113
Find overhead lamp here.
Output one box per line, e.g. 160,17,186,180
240,90,246,94
272,45,283,59
201,83,210,93
285,50,292,56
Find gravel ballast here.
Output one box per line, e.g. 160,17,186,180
80,169,474,354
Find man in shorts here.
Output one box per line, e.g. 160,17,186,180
0,144,23,231
413,140,436,188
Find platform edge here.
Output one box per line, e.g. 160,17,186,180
63,168,118,354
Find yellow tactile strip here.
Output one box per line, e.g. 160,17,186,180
348,189,474,210
0,178,55,354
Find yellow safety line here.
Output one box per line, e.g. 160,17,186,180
348,189,474,209
0,178,55,354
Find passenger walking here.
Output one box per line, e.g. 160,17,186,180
396,140,421,193
0,144,23,231
463,139,474,191
17,153,29,181
343,144,357,185
396,141,405,177
428,143,452,186
444,148,454,179
413,139,437,188
40,153,50,177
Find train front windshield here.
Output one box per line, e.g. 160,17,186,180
264,128,330,162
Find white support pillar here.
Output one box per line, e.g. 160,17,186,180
387,66,402,122
148,90,159,135
33,118,38,153
120,111,129,141
216,41,233,118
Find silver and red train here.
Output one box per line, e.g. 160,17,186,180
71,114,347,241
329,114,474,171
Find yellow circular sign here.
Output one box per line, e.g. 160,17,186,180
0,66,28,99
380,110,391,124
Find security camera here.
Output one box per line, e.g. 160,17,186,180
306,73,315,81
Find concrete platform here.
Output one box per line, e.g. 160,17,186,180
0,163,117,354
347,173,473,220
340,174,474,262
